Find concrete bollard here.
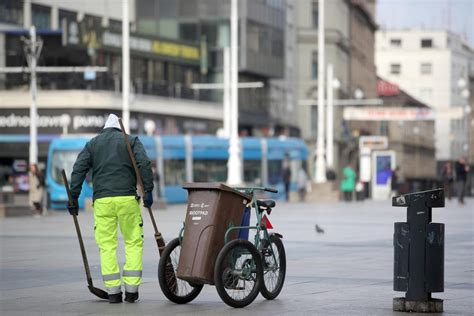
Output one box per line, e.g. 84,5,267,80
392,188,445,313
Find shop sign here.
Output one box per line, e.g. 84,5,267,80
64,19,200,62
344,107,434,121
0,113,138,133
0,109,216,135
102,31,200,61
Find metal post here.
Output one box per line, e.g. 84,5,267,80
184,134,193,182
326,63,334,169
261,138,268,187
29,26,38,165
122,0,130,132
315,0,326,182
227,0,242,185
23,0,31,29
223,47,231,138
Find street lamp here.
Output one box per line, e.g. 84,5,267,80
354,88,364,100
314,0,326,183
122,0,130,133
326,64,340,170
227,0,242,185
23,26,42,165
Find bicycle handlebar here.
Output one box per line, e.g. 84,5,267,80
234,186,278,194
264,187,278,193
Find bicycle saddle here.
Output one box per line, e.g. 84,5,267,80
257,199,276,210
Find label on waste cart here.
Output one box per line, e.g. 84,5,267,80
188,202,211,224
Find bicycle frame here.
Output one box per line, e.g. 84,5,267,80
223,187,279,272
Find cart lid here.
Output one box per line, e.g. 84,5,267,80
183,182,251,200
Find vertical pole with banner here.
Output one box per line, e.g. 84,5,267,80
122,0,130,132
315,0,326,182
223,47,231,138
227,0,242,185
326,63,334,169
29,26,38,165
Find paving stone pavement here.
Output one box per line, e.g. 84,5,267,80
0,198,473,315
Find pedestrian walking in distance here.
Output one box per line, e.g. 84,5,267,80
68,114,154,303
441,161,454,200
454,157,469,205
296,166,308,202
340,163,356,202
390,166,400,198
29,163,45,217
282,156,291,201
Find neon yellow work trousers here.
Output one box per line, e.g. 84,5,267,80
93,196,144,294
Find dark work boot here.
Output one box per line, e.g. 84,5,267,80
109,292,123,304
125,292,139,303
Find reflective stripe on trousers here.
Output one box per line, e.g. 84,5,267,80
94,196,144,294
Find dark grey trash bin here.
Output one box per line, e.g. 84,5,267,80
392,188,445,313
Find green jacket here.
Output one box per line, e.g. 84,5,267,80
340,166,356,192
70,128,153,201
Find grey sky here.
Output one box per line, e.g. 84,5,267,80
376,0,474,45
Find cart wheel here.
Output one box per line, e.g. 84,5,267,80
259,234,286,300
158,238,203,304
214,239,263,308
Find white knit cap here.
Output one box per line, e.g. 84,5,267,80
103,114,121,129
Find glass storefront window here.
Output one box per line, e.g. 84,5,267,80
32,4,51,29
58,9,76,29
164,159,185,185
244,160,261,185
193,160,227,182
0,0,23,26
138,19,158,36
268,160,282,185
180,23,198,42
109,19,122,32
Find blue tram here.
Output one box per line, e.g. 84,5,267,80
46,135,308,209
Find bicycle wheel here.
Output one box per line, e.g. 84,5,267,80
259,234,286,300
158,238,203,304
214,239,263,308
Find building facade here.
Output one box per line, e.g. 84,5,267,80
269,0,298,136
295,0,378,176
377,79,437,191
295,0,351,177
136,0,297,136
295,0,350,141
349,0,377,99
0,0,223,175
375,29,474,162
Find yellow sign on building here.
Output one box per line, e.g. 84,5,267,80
152,40,200,61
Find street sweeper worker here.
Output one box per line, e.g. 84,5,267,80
67,113,154,303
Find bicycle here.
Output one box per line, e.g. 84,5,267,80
158,185,286,308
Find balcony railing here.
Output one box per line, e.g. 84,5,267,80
0,72,215,102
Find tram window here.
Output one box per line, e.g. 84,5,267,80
268,160,283,185
51,150,80,184
244,160,261,185
193,160,227,182
164,159,185,185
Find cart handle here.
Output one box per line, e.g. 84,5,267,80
234,187,278,194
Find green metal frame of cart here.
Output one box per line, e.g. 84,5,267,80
175,186,280,283
158,185,285,308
